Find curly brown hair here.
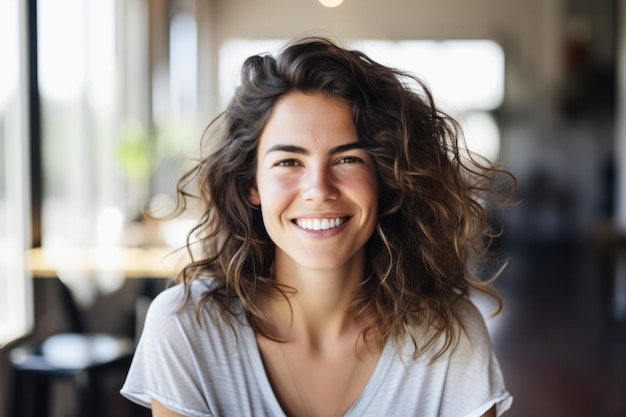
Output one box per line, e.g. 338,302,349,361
172,36,515,358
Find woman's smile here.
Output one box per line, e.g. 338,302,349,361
293,216,349,231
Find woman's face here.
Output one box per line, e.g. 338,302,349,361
249,92,379,273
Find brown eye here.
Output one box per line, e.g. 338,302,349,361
276,159,299,167
338,156,363,164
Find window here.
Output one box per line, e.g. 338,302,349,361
38,0,200,261
0,0,32,346
38,0,124,250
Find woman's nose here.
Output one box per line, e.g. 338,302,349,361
300,165,339,201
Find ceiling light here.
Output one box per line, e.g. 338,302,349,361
319,0,344,8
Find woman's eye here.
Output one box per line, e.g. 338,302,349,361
276,159,299,167
338,156,363,164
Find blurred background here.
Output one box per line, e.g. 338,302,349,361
1,0,625,416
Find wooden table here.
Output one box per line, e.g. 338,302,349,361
26,246,191,279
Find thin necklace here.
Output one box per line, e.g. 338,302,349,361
278,342,361,417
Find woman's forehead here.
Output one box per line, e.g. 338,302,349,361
257,92,357,152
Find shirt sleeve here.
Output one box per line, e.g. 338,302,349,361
440,300,513,417
120,284,215,417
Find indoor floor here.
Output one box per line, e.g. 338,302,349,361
491,239,626,417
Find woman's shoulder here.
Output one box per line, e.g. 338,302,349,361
452,297,490,331
448,297,498,359
145,278,235,326
151,278,221,304
394,297,494,361
452,298,489,337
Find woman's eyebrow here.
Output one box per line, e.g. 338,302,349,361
265,144,308,155
264,142,362,156
330,142,363,155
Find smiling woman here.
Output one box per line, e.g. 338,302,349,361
121,37,515,417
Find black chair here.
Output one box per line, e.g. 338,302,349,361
7,279,137,417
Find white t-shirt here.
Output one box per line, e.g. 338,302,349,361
121,279,512,417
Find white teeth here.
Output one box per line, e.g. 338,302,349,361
296,217,346,231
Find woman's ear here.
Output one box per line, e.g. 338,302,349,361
248,184,261,206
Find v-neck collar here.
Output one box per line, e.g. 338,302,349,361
240,316,396,417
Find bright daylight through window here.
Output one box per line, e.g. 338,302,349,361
0,0,32,346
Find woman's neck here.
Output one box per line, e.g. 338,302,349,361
261,250,370,348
